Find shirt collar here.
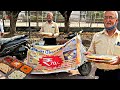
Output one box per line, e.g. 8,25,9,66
46,21,54,24
101,29,120,36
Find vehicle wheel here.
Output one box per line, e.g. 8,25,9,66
15,49,27,61
78,62,92,76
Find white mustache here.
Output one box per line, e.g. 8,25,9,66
105,23,112,25
106,22,111,24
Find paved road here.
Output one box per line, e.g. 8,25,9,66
26,63,97,79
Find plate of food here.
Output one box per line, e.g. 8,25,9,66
86,54,118,63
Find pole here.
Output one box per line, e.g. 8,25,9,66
26,11,28,26
42,11,43,23
90,11,93,28
2,11,5,29
36,11,39,28
79,11,81,28
55,11,57,22
28,11,31,38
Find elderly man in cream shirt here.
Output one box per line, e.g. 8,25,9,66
39,12,59,45
85,11,120,80
0,19,4,38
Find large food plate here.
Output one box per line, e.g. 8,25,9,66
86,54,118,63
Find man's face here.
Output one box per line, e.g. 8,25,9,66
104,11,118,28
47,13,53,22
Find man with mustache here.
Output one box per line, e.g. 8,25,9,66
39,12,59,45
85,11,120,79
0,19,4,38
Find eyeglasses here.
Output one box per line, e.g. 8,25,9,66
104,16,116,20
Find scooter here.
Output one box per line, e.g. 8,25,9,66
64,31,92,76
0,35,29,61
29,31,92,76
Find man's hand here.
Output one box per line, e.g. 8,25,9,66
84,51,94,62
42,33,56,38
109,56,120,65
84,51,92,55
1,33,4,36
0,32,4,37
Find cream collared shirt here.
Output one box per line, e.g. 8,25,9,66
88,29,120,70
40,21,59,38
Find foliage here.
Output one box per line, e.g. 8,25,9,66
6,11,21,19
86,11,104,23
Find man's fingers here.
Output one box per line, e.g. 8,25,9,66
110,59,119,65
84,52,92,55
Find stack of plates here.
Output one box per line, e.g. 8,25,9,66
86,54,118,63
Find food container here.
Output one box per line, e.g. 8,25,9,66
86,54,118,63
7,70,27,79
0,62,13,74
3,56,14,64
0,56,33,79
10,59,23,69
20,65,33,74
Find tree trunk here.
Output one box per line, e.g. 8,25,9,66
59,11,72,33
63,11,71,33
10,14,17,35
64,18,69,33
5,11,20,37
36,11,39,28
90,11,93,28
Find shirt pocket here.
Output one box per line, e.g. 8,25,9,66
114,44,120,55
51,27,55,33
51,26,55,28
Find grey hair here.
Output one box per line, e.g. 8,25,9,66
104,11,118,19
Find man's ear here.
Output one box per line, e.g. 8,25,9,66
1,33,4,36
116,19,119,23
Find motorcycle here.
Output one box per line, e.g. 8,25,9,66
0,35,29,61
